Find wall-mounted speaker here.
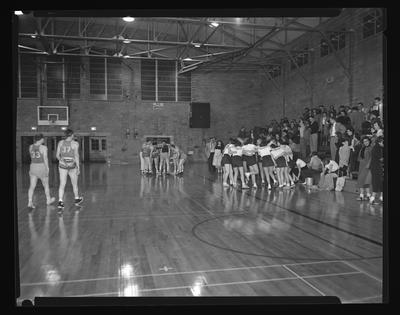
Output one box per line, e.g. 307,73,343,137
189,102,210,128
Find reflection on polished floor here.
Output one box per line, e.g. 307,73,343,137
16,162,383,303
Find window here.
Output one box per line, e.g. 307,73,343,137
320,38,331,57
46,56,81,99
329,30,346,51
65,56,81,99
320,29,346,58
107,59,122,100
90,58,122,100
157,60,176,101
91,139,99,151
141,59,191,101
290,47,309,70
101,139,106,151
363,9,383,39
178,71,191,101
46,55,64,99
265,65,281,79
19,54,38,98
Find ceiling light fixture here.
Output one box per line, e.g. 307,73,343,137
14,11,23,15
122,16,135,22
210,21,219,28
193,43,201,48
183,58,193,61
123,39,131,44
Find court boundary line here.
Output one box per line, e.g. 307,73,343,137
340,260,383,283
57,270,364,297
20,259,368,287
282,265,326,296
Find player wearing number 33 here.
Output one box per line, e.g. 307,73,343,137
27,134,56,209
56,129,83,209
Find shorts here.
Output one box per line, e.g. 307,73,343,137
244,155,257,167
221,154,232,166
261,155,274,167
29,163,48,180
59,166,78,176
231,155,243,168
59,158,77,170
160,152,169,160
275,156,287,168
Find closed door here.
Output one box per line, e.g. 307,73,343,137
89,136,107,162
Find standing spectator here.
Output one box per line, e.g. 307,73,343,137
372,120,384,138
320,112,330,147
337,109,351,129
303,120,311,158
212,140,224,173
303,107,310,120
299,119,307,159
335,138,351,191
356,137,373,201
372,97,383,119
346,128,361,177
205,137,216,172
329,116,346,161
309,116,319,154
369,136,384,204
348,106,365,135
328,105,337,117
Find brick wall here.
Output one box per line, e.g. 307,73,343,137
16,60,266,164
260,8,383,121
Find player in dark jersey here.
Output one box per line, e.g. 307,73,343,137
27,134,55,208
56,129,83,209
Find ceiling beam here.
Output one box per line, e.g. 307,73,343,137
142,17,351,33
177,18,206,60
19,33,251,50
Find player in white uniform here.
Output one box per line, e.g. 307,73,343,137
56,129,83,209
230,140,249,189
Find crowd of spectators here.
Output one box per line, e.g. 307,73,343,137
204,96,384,202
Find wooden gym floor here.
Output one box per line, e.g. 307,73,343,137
15,162,383,303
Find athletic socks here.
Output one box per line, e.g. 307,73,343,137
75,196,84,205
46,197,56,205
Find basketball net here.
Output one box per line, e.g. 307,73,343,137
49,118,57,128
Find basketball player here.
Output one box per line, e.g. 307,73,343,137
231,140,249,189
242,139,259,188
170,144,180,175
177,148,187,174
255,138,266,186
27,134,56,208
56,129,83,209
159,141,170,174
221,139,235,187
142,141,152,174
151,141,161,174
257,137,275,190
